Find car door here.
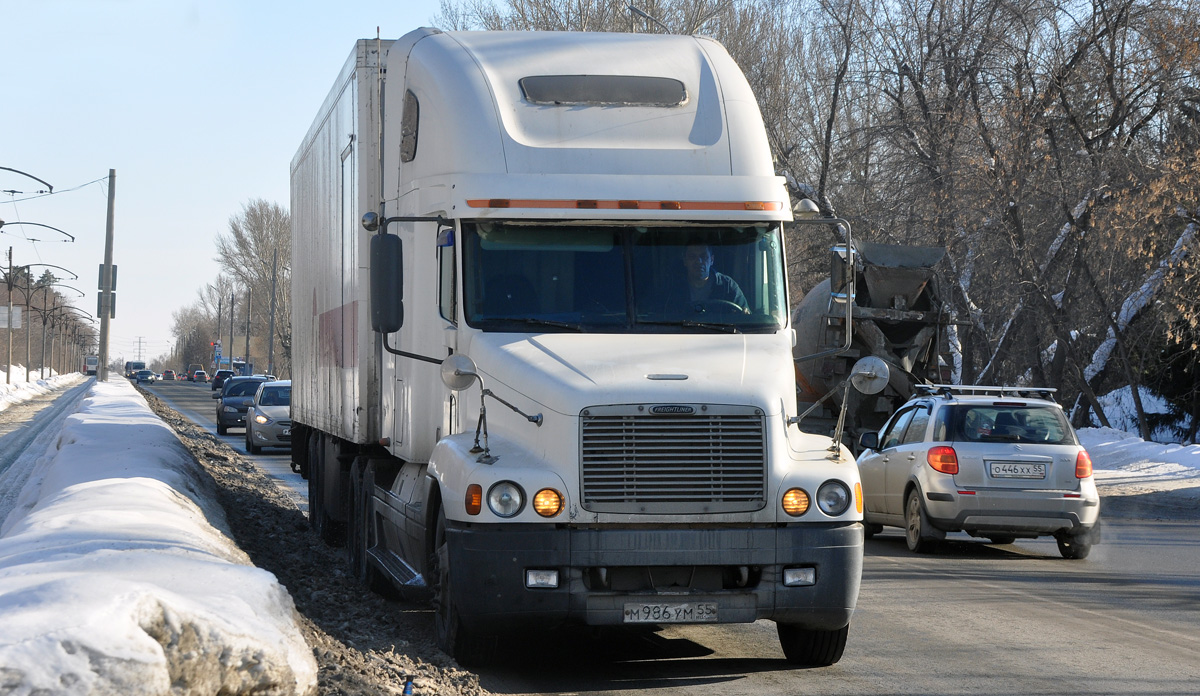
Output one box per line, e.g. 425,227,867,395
858,408,916,518
885,405,932,515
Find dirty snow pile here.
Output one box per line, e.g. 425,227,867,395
0,366,75,412
0,378,317,695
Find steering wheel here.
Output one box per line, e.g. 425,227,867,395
696,299,746,315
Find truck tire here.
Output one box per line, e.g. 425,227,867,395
308,433,342,545
432,508,493,665
776,622,849,666
348,459,394,595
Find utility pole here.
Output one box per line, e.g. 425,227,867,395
216,295,223,371
228,293,235,371
244,291,251,375
5,247,12,385
98,169,116,381
267,248,277,376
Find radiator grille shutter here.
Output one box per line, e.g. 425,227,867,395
580,405,767,514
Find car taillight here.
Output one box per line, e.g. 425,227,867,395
927,446,958,475
1075,450,1093,478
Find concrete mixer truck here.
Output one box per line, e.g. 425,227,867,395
792,239,950,448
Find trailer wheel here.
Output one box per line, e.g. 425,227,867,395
308,433,341,545
432,509,493,665
776,622,848,666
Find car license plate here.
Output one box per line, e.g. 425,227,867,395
282,428,290,436
623,602,718,624
989,461,1047,479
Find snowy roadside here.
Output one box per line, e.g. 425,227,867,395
1081,427,1200,520
0,366,78,412
0,377,317,694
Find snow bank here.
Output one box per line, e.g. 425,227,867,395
0,378,317,695
1080,426,1200,490
0,366,71,412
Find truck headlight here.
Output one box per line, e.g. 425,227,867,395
816,481,851,516
487,481,525,518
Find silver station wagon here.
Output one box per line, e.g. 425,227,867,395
856,385,1100,558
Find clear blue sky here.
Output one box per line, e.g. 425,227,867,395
1,0,442,367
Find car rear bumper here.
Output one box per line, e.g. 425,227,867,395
925,487,1100,534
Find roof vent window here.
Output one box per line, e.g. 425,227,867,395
519,75,687,107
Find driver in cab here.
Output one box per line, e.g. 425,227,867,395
680,243,748,313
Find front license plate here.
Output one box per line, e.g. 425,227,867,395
989,462,1047,479
623,602,718,624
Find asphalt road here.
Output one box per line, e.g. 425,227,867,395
146,379,1200,695
146,377,306,511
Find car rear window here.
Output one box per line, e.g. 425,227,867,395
948,405,1073,444
226,381,265,397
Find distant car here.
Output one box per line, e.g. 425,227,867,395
133,369,156,385
245,380,292,453
213,376,269,435
856,385,1100,559
161,370,176,381
193,370,208,383
211,369,236,391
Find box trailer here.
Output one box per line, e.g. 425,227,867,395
291,27,865,665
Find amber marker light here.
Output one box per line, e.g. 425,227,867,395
1076,450,1093,478
533,488,564,517
465,484,483,515
927,446,959,475
855,482,863,514
782,488,810,516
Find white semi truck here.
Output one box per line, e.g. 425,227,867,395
291,28,866,666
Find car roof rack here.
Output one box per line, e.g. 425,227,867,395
912,384,1058,400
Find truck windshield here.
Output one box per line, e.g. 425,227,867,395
461,222,788,333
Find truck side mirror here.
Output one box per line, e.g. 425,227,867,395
370,233,403,333
859,432,879,450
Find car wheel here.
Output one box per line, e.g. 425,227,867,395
433,508,493,665
776,622,849,666
217,422,227,436
1056,531,1092,559
245,428,261,454
987,535,1016,545
905,490,936,554
863,522,883,540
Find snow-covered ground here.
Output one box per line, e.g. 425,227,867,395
0,375,316,695
0,372,1196,693
0,365,71,412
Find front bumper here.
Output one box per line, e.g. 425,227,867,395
445,521,863,631
217,409,250,427
251,421,292,446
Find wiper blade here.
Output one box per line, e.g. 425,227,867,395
635,319,740,333
487,316,584,332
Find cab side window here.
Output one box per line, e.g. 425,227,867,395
881,409,916,450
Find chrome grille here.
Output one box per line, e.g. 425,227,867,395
580,404,767,514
